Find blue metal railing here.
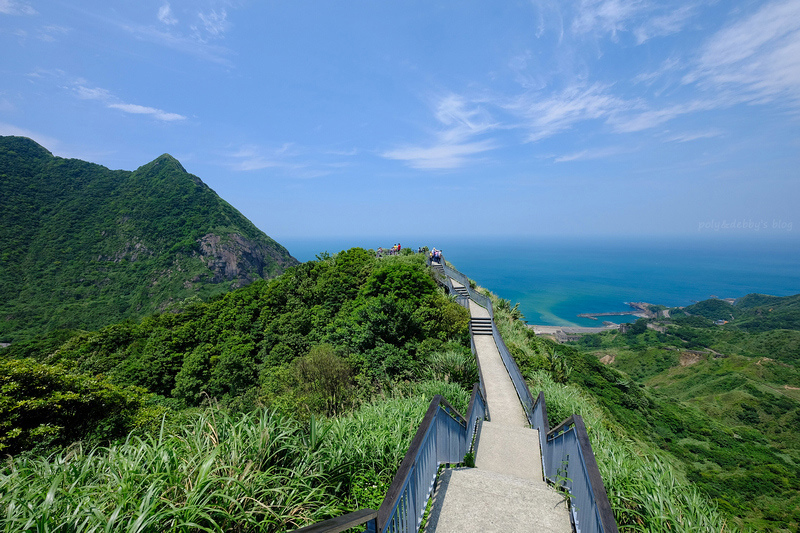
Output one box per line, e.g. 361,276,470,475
533,397,618,533
439,261,493,318
441,259,618,533
379,397,465,533
291,387,486,533
427,257,469,309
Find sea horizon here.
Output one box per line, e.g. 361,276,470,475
279,234,800,328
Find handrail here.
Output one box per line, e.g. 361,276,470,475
470,334,489,414
288,387,486,533
427,257,468,309
293,257,489,533
290,509,378,533
377,391,485,533
438,257,492,318
534,396,618,533
440,259,618,533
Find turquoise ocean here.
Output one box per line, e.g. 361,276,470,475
280,236,800,328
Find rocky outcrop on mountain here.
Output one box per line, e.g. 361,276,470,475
198,233,294,286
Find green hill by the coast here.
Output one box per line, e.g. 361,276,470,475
567,293,800,531
0,136,298,343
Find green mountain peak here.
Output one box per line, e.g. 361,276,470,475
0,136,298,343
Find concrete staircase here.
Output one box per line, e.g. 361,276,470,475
423,279,572,532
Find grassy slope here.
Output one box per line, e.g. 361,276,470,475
567,296,800,531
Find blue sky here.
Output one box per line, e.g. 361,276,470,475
2,0,799,241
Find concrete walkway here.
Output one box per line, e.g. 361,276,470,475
424,280,572,532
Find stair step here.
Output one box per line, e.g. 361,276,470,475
474,422,543,481
470,318,494,335
424,468,571,533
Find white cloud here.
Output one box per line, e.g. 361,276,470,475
74,85,112,101
73,82,186,121
610,99,715,133
0,0,37,16
229,145,287,171
37,25,70,42
554,145,628,162
571,0,645,39
534,0,698,46
108,103,186,122
0,96,14,112
634,4,696,44
158,3,178,25
633,57,682,85
226,144,336,178
382,94,499,169
685,0,800,105
505,84,630,141
120,21,232,65
196,9,229,39
383,140,496,170
111,2,235,65
664,129,724,143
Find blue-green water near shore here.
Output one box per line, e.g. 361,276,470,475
280,236,800,327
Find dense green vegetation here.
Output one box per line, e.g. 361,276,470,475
563,294,800,532
1,392,469,532
4,232,796,531
0,250,474,530
2,250,470,453
677,293,800,332
0,136,297,344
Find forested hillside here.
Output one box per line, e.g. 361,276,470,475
1,249,470,453
0,136,297,343
0,250,474,530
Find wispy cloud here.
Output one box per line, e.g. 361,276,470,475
534,0,698,45
229,144,295,171
157,3,178,26
610,99,716,133
0,96,14,112
633,4,697,44
72,81,186,122
382,140,496,170
37,25,70,42
226,143,335,178
195,9,229,39
107,103,185,122
0,0,37,16
505,83,630,141
571,0,645,39
684,0,800,105
664,129,724,143
110,2,234,65
554,145,629,162
633,57,682,85
382,94,499,169
119,23,232,65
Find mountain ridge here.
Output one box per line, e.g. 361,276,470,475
0,136,298,343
